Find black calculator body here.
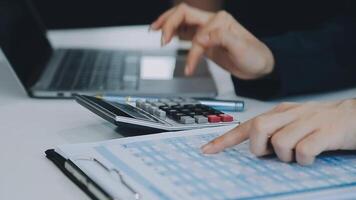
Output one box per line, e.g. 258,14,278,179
74,94,239,132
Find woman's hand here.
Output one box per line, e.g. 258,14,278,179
150,3,274,80
201,99,356,165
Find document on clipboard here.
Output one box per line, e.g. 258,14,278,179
46,126,356,200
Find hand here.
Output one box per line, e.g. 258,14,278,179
201,99,356,165
150,3,274,80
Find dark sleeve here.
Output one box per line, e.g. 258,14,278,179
232,14,356,100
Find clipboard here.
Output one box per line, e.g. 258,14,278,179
45,149,140,200
45,126,356,200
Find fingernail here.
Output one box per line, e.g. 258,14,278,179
201,143,214,154
198,35,209,44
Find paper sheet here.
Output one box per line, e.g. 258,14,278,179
57,126,356,200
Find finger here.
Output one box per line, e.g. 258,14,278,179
270,118,316,163
248,111,299,157
202,107,298,155
202,103,300,155
185,12,235,75
203,33,262,79
248,101,330,158
161,4,212,45
201,122,250,154
202,107,297,155
185,42,205,76
185,17,227,76
249,103,317,157
177,25,197,40
185,29,231,76
271,102,300,113
150,8,175,30
254,102,300,117
201,102,301,155
195,11,230,42
161,6,186,45
295,130,330,165
193,28,243,75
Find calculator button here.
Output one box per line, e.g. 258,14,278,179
152,107,159,114
183,104,196,109
187,112,196,117
194,111,203,115
159,106,169,110
172,113,185,121
146,99,156,104
193,107,203,111
135,98,231,124
171,105,183,110
194,115,208,124
207,115,221,123
136,100,144,108
142,103,150,111
172,98,184,103
146,105,152,114
166,109,178,116
219,114,233,122
154,109,166,119
202,111,210,116
183,98,199,104
179,102,196,106
180,109,190,113
152,102,166,107
180,116,195,124
147,106,157,114
194,107,203,111
158,98,170,103
166,102,179,107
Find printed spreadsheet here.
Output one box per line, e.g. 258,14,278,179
84,127,356,200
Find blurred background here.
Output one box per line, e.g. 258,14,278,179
32,0,172,29
32,0,337,39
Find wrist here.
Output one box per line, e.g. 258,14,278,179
260,44,275,77
243,41,275,80
233,47,275,80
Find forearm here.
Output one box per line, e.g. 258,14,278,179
232,16,356,100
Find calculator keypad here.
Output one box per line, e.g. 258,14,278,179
136,98,234,124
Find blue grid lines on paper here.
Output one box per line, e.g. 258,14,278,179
105,133,356,200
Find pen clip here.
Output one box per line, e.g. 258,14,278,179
74,157,141,200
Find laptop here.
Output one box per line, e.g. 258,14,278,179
0,0,217,98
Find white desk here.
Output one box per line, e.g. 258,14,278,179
0,26,355,200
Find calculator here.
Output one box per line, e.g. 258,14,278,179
74,94,239,131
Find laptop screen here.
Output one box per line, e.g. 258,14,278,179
0,0,52,89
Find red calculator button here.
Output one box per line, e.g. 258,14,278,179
219,114,233,122
207,115,221,123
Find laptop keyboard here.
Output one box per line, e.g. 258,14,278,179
49,49,139,91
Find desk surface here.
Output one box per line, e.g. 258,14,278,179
0,26,355,200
